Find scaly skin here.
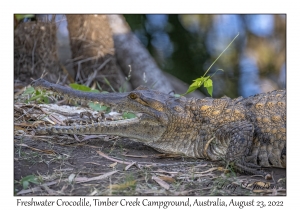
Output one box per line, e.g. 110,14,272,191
32,79,286,176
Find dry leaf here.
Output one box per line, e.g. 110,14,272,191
248,181,270,188
177,172,215,180
195,167,218,174
14,125,26,131
16,143,56,155
48,114,63,125
152,169,178,176
123,154,148,158
109,180,136,190
73,134,80,141
14,86,26,97
14,122,34,127
74,170,118,183
32,121,45,127
195,164,208,168
158,175,175,183
40,185,61,195
152,176,170,190
109,162,118,168
90,189,98,196
125,162,137,170
82,135,105,141
84,162,103,166
68,174,76,183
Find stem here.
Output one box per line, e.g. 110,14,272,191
203,33,239,77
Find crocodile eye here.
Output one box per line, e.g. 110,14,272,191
129,93,138,99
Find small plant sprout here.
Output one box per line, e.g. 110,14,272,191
182,33,239,97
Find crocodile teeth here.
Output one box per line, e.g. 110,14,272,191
51,127,58,133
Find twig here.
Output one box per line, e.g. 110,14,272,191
125,162,137,171
86,57,112,86
14,105,39,121
16,143,56,155
193,167,219,174
17,181,58,195
138,161,199,167
74,170,118,183
75,56,99,82
96,150,132,165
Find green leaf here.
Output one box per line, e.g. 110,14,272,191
204,78,213,96
122,112,136,119
192,78,203,87
23,86,35,94
88,102,108,111
22,181,29,189
69,83,100,93
27,94,43,102
206,85,213,97
20,175,40,189
182,33,239,96
21,175,40,184
89,103,107,111
204,78,212,88
42,96,50,104
183,76,210,95
184,85,198,95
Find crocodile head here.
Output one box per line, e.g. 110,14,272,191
31,79,192,149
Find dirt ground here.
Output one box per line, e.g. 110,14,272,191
14,92,286,196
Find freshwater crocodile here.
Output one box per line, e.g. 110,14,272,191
32,79,286,177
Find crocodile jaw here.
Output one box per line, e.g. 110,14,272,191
37,113,166,143
32,79,169,143
31,78,169,125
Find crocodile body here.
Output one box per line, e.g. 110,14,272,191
32,79,286,175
